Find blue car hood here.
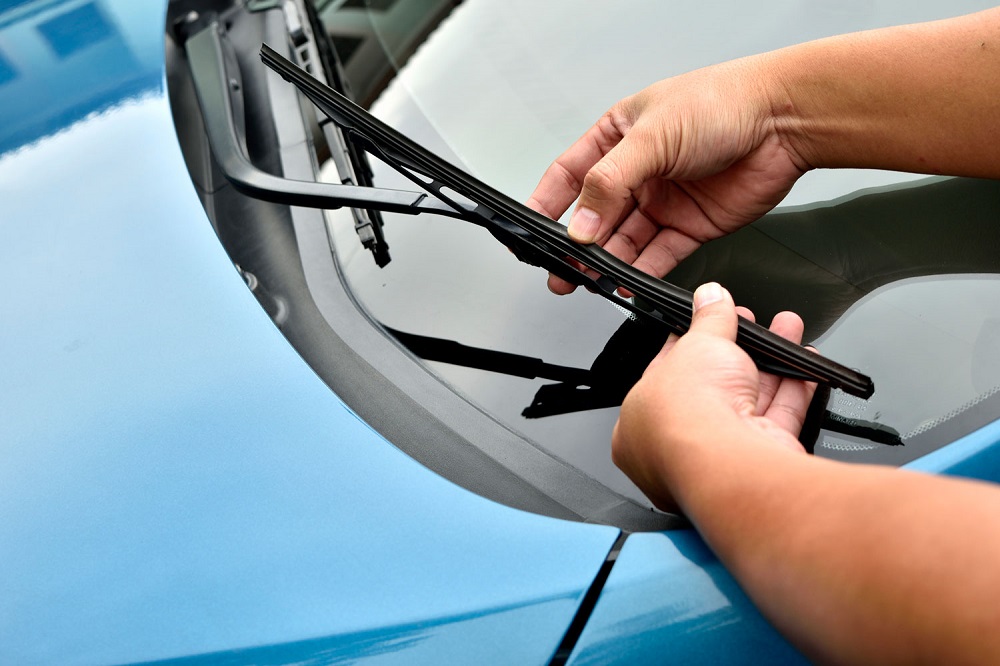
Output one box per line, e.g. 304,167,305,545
8,2,1000,664
0,2,620,663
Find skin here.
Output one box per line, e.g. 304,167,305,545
527,7,1000,665
617,284,1000,665
527,8,1000,294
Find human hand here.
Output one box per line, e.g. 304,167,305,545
526,57,809,294
611,283,817,513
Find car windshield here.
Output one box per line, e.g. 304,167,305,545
301,0,1000,507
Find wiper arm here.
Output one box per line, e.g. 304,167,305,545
299,0,391,266
259,43,875,399
184,21,464,217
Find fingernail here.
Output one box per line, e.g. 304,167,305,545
693,282,725,311
568,207,601,243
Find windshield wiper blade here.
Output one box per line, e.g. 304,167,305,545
300,0,391,266
259,43,874,399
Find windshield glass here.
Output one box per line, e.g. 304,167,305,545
310,0,1000,506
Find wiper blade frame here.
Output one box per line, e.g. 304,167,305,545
258,42,874,399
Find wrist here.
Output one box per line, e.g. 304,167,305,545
667,414,810,524
659,413,766,510
755,47,821,173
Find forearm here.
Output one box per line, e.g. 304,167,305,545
674,434,1000,665
767,7,1000,177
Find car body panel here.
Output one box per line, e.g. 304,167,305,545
905,418,1000,481
331,0,1000,504
6,0,1000,663
568,420,1000,664
0,1,619,663
567,531,808,665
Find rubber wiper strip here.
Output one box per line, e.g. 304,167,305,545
260,43,874,399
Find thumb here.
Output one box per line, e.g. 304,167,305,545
689,282,738,341
568,131,659,244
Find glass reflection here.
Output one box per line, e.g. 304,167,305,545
0,0,160,156
310,0,1000,505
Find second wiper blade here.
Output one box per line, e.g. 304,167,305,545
260,44,874,399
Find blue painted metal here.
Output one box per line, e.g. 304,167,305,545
566,531,807,665
905,418,1000,482
566,415,1000,665
8,1,1000,663
0,0,162,157
0,1,619,663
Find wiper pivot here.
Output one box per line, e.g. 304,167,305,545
184,22,462,241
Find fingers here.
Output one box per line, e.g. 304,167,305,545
743,309,817,438
765,372,818,437
530,107,638,294
756,311,805,415
547,272,577,295
600,204,700,279
526,158,587,222
647,293,749,372
687,296,816,436
526,108,631,223
642,286,816,445
764,339,818,436
662,304,753,357
648,333,680,370
688,282,738,341
757,312,817,436
567,129,663,244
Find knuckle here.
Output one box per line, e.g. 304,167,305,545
583,159,621,200
600,104,633,136
608,104,634,133
544,158,582,195
772,401,804,427
693,305,726,322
